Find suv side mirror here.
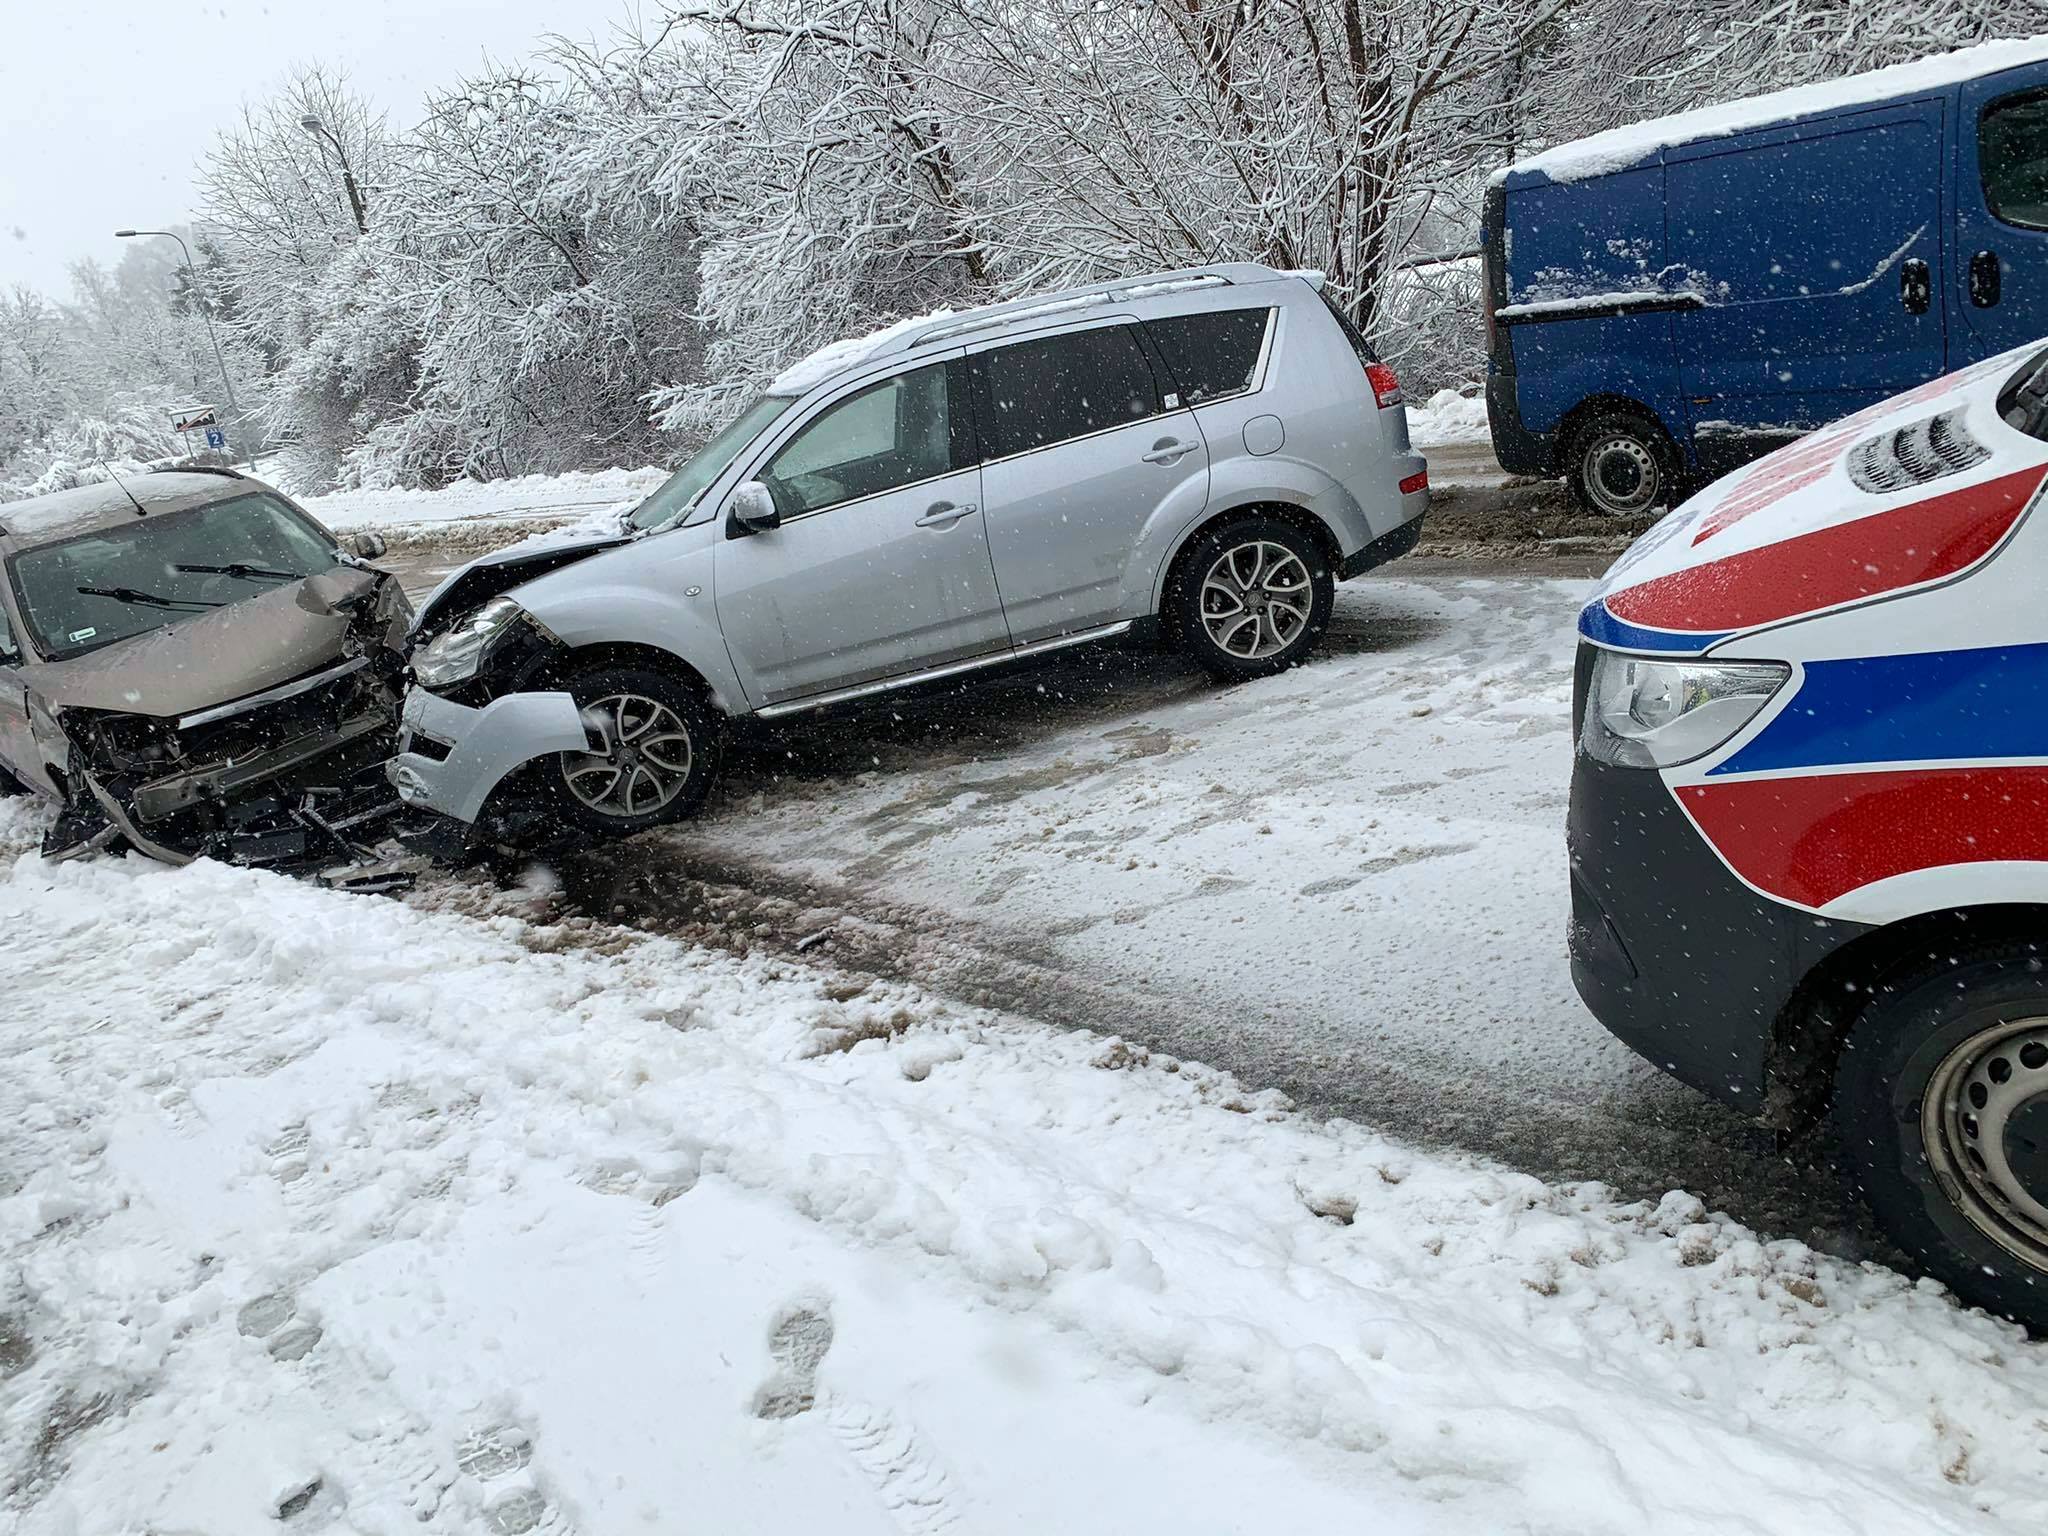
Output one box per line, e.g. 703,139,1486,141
731,480,781,535
351,531,388,559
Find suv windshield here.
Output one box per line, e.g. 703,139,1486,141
8,491,340,661
627,395,795,532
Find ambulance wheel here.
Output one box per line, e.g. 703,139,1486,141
1832,948,2048,1332
1566,411,1676,518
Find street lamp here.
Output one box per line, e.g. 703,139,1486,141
114,228,239,420
299,112,369,234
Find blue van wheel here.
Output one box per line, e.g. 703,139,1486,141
1567,412,1674,518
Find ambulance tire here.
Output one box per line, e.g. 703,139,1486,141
1833,947,2048,1334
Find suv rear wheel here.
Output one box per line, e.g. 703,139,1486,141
1567,411,1676,517
539,664,721,838
1170,515,1334,682
1832,948,2048,1330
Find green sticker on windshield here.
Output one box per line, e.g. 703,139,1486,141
68,627,96,643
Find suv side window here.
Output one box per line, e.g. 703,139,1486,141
980,325,1163,460
0,600,16,662
1143,308,1273,404
761,363,954,517
1982,88,2048,230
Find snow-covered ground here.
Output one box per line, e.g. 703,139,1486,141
5,800,2048,1534
302,467,668,534
9,466,2044,1531
1405,387,1491,447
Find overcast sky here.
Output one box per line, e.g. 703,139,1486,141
0,0,641,295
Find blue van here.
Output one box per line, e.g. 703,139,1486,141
1483,39,2048,515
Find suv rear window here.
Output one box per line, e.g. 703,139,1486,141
979,325,1162,459
1143,308,1272,404
1982,88,2048,230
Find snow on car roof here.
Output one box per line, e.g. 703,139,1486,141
764,264,1289,396
1502,35,2048,185
766,309,958,397
0,470,251,552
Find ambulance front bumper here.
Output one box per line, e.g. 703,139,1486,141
1565,648,1870,1124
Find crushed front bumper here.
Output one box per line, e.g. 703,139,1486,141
387,687,590,825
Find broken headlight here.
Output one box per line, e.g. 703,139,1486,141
412,596,526,689
1581,651,1789,769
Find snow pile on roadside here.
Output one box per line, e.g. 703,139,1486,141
2,809,2046,1533
303,465,667,534
1407,387,1490,446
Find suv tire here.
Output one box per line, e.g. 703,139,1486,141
1566,411,1677,518
536,664,721,839
1832,947,2048,1330
1170,515,1335,682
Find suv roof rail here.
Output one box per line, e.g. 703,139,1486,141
885,262,1288,356
151,464,245,481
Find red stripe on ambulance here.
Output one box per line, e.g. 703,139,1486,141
1679,765,2048,908
1605,466,2046,635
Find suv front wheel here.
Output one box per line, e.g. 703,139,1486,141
1171,515,1335,682
539,664,721,838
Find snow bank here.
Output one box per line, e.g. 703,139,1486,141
2,798,2046,1532
1407,387,1491,446
1508,36,2048,184
302,465,668,534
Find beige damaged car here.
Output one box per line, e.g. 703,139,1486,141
0,468,415,877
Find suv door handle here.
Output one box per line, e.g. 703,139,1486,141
1141,439,1193,465
915,500,977,528
1970,249,2003,308
1900,257,1931,315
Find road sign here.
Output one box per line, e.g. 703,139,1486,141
204,428,228,451
170,406,218,433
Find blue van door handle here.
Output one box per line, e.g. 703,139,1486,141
1900,258,1932,316
1970,250,2002,308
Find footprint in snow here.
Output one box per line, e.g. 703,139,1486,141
457,1425,535,1481
237,1291,323,1361
754,1302,835,1420
753,1299,959,1531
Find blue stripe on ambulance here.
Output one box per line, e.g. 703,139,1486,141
1709,643,2048,776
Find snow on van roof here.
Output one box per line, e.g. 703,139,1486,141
1503,35,2048,185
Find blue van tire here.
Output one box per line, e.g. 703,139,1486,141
1566,411,1678,518
1831,948,2048,1333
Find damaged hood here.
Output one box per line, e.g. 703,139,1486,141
1581,345,2048,655
19,565,399,719
412,525,629,635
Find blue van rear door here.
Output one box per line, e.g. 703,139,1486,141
1957,64,2048,361
1667,102,1946,441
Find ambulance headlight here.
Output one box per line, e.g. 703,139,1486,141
1583,651,1789,769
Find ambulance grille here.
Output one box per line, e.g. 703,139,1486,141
1847,408,1990,494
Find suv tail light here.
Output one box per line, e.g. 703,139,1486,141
1365,362,1404,410
1398,469,1429,495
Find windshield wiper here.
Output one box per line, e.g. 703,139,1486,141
76,585,224,612
170,561,302,583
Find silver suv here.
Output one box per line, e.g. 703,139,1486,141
390,263,1428,838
